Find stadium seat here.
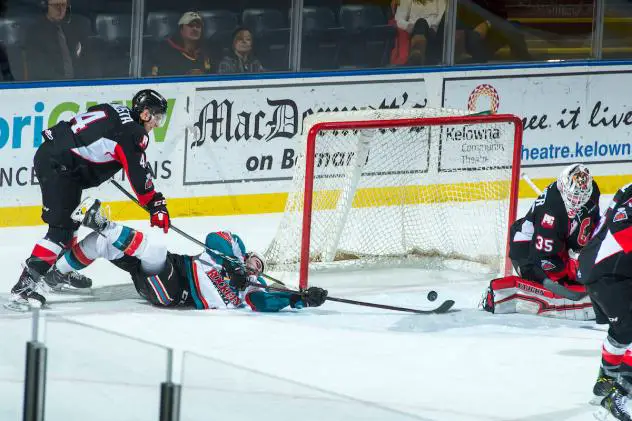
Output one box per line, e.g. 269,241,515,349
199,10,239,61
258,28,289,71
146,11,178,40
242,8,286,36
0,17,31,80
338,5,394,68
95,14,132,77
300,7,342,70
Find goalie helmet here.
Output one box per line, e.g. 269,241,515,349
557,164,593,217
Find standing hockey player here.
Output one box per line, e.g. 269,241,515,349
43,198,328,312
8,90,171,311
482,164,600,319
577,182,632,420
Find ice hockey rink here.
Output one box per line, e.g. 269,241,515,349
0,209,611,421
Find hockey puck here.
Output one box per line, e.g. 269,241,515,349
427,291,438,302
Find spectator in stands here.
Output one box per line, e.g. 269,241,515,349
218,27,265,74
457,0,531,63
24,0,95,80
149,11,213,76
394,0,488,65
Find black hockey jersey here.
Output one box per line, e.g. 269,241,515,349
578,183,632,285
509,180,600,282
43,103,156,205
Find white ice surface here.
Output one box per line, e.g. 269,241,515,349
0,212,610,421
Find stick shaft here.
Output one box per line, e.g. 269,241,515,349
109,180,286,285
521,172,543,195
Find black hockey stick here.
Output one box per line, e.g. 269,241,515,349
111,181,454,314
543,278,588,301
249,281,455,315
109,180,248,267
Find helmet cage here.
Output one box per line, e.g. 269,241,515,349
557,164,592,216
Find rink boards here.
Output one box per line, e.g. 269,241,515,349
1,62,632,226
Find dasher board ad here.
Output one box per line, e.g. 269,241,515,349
442,70,632,169
184,77,428,185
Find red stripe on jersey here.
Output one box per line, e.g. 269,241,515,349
604,348,626,366
124,231,144,256
32,244,59,264
622,350,632,368
546,269,567,282
216,231,233,243
613,226,632,253
191,262,209,309
73,244,94,266
245,291,257,311
113,144,155,206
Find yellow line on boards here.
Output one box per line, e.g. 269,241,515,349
0,174,626,228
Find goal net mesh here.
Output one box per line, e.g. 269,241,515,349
264,109,521,285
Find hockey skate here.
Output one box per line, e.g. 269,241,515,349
45,265,92,291
595,384,632,421
591,368,618,405
71,197,110,233
4,259,47,312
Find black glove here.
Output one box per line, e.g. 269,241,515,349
301,286,328,307
223,259,248,291
148,192,170,233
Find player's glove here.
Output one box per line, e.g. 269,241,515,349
148,192,170,233
224,259,248,291
291,286,328,308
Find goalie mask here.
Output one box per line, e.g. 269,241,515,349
557,164,593,217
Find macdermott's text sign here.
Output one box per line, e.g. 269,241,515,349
185,78,428,185
442,70,632,169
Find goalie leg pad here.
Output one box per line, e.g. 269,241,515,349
483,276,595,320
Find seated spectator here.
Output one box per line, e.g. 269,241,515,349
394,0,487,65
457,0,531,62
24,0,95,80
395,0,447,65
149,11,213,76
218,27,265,74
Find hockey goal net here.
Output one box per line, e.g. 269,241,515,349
265,109,523,289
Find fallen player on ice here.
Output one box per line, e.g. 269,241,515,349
18,198,328,313
481,164,601,321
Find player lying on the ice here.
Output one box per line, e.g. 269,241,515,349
40,198,328,312
481,164,601,320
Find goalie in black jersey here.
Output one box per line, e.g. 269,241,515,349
576,183,632,420
482,164,601,320
8,90,172,311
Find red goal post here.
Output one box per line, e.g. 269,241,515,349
266,110,524,290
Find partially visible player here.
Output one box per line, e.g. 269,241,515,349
9,90,171,311
481,164,600,320
577,182,632,420
41,198,328,312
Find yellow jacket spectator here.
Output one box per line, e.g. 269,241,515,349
148,11,213,76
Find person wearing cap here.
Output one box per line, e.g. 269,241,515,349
148,11,213,76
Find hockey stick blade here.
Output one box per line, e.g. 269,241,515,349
543,278,588,301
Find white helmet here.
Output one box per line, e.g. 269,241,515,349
557,164,593,217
